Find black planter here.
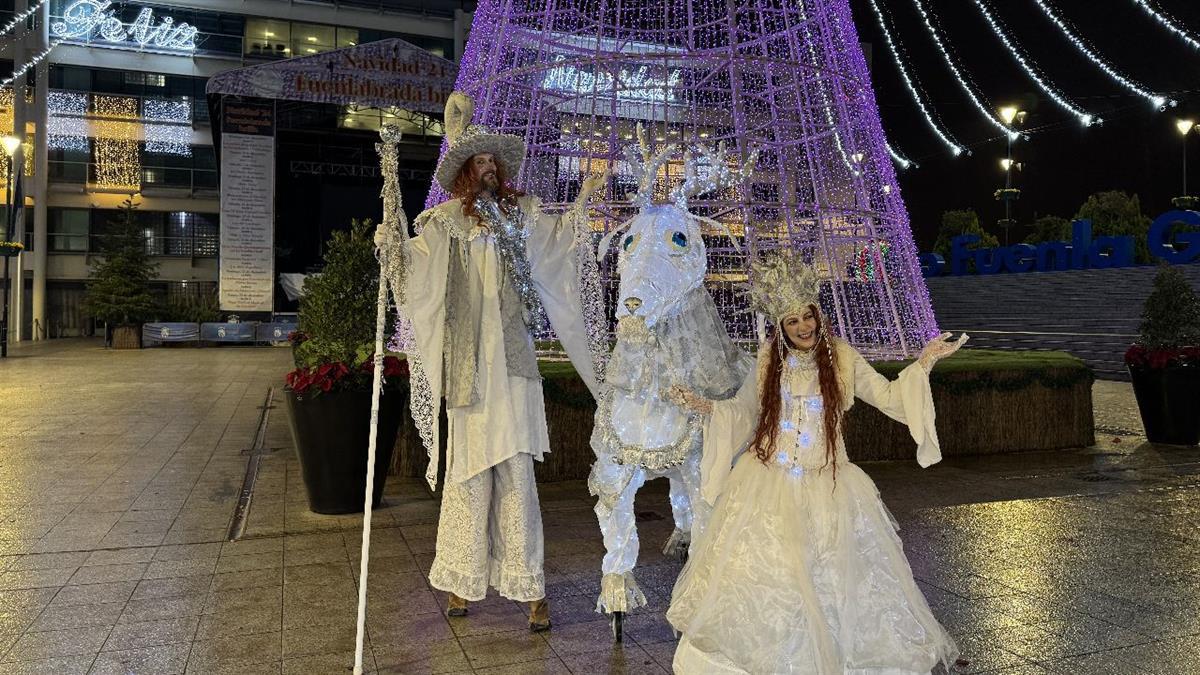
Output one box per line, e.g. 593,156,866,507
1129,363,1200,446
284,388,404,514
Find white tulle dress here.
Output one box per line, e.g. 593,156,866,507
666,340,959,675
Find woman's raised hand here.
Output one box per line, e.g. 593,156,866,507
917,332,969,372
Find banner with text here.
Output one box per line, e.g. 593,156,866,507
205,38,456,113
219,100,275,312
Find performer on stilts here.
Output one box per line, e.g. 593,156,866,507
376,91,608,631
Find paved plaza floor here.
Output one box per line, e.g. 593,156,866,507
1,340,1199,674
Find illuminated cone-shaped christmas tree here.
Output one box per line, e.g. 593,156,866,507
432,0,938,355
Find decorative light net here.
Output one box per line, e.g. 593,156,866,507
428,0,939,357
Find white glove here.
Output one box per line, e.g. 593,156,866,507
917,332,969,372
579,170,611,203
373,225,390,249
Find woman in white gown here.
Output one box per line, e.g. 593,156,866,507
665,253,966,674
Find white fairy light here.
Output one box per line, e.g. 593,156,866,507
1,42,58,88
865,0,965,156
0,0,48,39
907,0,1016,139
143,97,192,155
886,142,916,170
971,0,1099,127
1032,0,1172,109
1131,0,1200,51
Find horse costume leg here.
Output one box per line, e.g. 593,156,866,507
591,460,650,640
662,472,692,560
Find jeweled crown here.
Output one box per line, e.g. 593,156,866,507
747,252,822,324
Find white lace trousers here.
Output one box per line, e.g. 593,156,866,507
428,453,545,602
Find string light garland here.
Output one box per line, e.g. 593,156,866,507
1032,0,1171,109
1131,0,1200,50
0,0,48,39
971,0,1098,127
93,95,141,189
2,42,59,88
907,0,1016,139
143,98,192,156
48,91,90,153
865,0,966,156
886,141,917,169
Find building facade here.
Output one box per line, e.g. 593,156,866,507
2,0,470,339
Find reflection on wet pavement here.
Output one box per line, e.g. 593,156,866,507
0,339,1197,673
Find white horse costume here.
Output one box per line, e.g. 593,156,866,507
589,132,755,634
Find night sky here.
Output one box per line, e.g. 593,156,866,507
847,0,1200,249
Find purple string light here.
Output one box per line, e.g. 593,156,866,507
428,0,939,356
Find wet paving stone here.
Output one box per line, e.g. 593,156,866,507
2,340,1199,672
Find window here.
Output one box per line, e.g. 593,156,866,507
49,209,89,252
244,18,292,58
337,27,359,48
294,22,336,56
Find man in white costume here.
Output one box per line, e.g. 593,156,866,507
381,91,607,631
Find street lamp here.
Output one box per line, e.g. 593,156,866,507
0,134,20,358
996,107,1025,246
1177,119,1194,199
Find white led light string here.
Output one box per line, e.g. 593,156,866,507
0,0,48,39
2,42,59,88
1033,0,1171,109
886,141,916,169
865,0,966,156
1131,0,1200,51
971,0,1098,126
907,0,1015,138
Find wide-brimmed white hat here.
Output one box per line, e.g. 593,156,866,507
434,91,526,191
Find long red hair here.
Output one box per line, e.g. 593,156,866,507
749,304,844,479
450,155,525,220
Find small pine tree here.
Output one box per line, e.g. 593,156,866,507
294,219,385,369
82,198,159,326
1139,264,1200,349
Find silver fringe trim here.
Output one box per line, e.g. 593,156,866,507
565,199,610,385
596,572,648,614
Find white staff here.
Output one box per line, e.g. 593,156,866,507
354,123,408,675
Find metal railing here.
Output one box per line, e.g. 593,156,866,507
49,160,218,193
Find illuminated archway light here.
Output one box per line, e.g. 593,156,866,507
971,0,1099,127
1033,0,1172,109
1131,0,1200,50
907,0,1016,139
886,141,917,170
865,0,965,156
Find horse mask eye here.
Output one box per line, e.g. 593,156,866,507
670,231,688,248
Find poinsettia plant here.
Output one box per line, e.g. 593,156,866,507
286,354,409,396
1125,265,1200,370
285,219,411,397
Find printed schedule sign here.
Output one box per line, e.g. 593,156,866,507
219,101,275,312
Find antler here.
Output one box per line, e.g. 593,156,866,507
671,141,758,208
623,123,679,209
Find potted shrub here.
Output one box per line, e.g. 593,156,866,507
284,220,407,514
82,198,158,349
1125,265,1200,445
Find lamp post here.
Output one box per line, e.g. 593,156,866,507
1177,119,1194,199
997,106,1025,246
1,134,21,358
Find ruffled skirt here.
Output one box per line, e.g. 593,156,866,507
666,454,958,674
